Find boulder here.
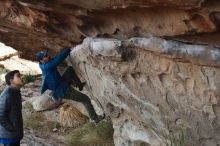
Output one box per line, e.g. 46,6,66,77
30,91,62,112
69,37,220,146
0,43,17,61
0,0,219,60
0,56,41,75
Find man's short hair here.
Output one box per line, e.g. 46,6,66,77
5,70,20,85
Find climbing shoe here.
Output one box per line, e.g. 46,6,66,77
78,82,86,91
94,114,105,123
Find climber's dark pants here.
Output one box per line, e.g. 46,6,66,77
62,67,98,120
61,66,83,88
63,87,98,120
4,141,20,146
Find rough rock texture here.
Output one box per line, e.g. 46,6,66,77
0,56,41,75
0,0,220,60
0,43,17,61
69,37,220,146
0,43,41,76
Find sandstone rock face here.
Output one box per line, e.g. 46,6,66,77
0,0,219,60
0,56,41,75
0,43,41,76
0,43,17,61
0,0,220,146
69,37,220,146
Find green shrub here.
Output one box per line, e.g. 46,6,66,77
23,102,33,111
150,120,187,146
23,113,43,129
65,120,114,146
22,74,36,84
0,67,7,75
52,122,61,129
24,117,40,129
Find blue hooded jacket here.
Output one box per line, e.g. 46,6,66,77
39,48,71,100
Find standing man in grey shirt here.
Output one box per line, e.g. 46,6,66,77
0,70,23,146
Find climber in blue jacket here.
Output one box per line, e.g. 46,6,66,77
36,48,104,123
